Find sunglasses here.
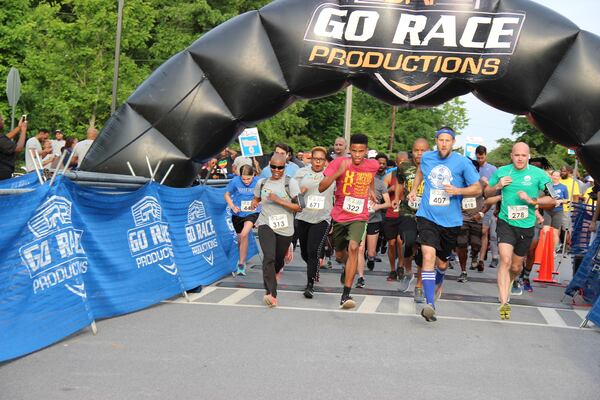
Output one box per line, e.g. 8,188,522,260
269,164,285,170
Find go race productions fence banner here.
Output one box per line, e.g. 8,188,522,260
0,176,257,362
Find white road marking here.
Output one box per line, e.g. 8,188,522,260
398,298,417,315
218,288,255,305
538,307,568,327
357,296,382,313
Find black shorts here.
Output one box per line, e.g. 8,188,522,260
232,214,258,233
416,217,460,261
382,217,401,241
457,219,482,251
397,216,418,257
366,221,381,235
496,219,535,257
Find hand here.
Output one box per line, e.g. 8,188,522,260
480,176,489,185
517,191,532,203
498,176,512,189
369,191,377,204
250,199,260,210
475,212,483,222
300,186,308,194
391,200,399,210
443,184,461,196
232,206,241,214
407,191,417,203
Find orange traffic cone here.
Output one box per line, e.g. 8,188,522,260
534,227,558,283
533,228,547,265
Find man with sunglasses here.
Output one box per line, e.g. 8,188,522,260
319,133,379,309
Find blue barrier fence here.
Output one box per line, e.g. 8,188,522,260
0,175,258,362
589,296,600,326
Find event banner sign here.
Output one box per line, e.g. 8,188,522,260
0,176,257,361
300,0,525,101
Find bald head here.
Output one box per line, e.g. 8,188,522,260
87,127,98,140
511,142,530,170
270,153,287,165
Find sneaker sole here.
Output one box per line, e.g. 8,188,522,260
263,295,277,308
340,299,356,309
421,305,437,322
498,304,511,320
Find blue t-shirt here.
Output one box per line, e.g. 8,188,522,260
416,151,481,227
259,162,299,179
226,176,260,217
479,162,497,180
552,183,568,211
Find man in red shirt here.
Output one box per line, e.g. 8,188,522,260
319,134,379,309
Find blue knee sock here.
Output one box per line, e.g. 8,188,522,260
435,267,446,286
422,271,436,306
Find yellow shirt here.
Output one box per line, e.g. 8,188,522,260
559,177,581,212
583,187,597,207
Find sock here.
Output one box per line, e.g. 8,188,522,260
422,271,436,306
343,286,351,297
435,267,446,286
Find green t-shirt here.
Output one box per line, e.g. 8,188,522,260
396,162,424,217
489,164,550,228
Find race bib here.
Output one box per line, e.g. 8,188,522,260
342,196,365,214
429,189,450,206
306,195,325,210
240,201,253,212
508,205,529,220
268,214,289,230
408,196,422,210
462,197,477,210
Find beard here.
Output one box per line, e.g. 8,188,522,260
438,149,451,159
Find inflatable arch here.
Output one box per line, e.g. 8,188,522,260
80,0,600,187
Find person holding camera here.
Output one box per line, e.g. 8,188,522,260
0,115,28,180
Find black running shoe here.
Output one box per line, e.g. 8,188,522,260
367,259,375,271
303,283,314,299
386,270,398,281
355,277,366,288
340,294,356,309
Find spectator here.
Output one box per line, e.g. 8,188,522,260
72,127,98,169
327,137,347,161
0,115,27,180
50,129,65,156
232,155,253,176
258,143,299,178
61,137,79,169
288,145,305,168
25,128,51,172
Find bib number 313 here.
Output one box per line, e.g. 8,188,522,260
268,214,289,230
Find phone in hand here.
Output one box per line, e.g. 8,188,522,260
21,114,27,122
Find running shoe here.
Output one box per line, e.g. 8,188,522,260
236,264,246,276
523,278,533,292
435,283,443,302
398,273,415,292
355,277,366,289
367,259,375,271
469,262,477,270
457,271,468,283
421,304,437,322
374,257,382,262
263,294,277,308
303,283,314,299
476,260,485,272
340,295,356,309
498,303,511,320
414,287,425,303
387,270,398,281
396,267,405,280
511,280,523,296
489,258,498,268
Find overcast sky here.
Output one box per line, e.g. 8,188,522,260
456,0,600,150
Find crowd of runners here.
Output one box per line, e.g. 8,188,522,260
222,128,598,322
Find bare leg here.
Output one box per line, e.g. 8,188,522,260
344,240,360,287
238,221,254,264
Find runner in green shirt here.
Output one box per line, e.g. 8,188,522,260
485,142,558,320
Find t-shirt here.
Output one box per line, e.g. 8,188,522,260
583,186,597,207
559,177,581,212
51,139,65,156
416,151,481,228
324,157,379,223
259,162,299,179
461,194,485,222
396,161,425,217
384,173,399,219
25,137,42,172
0,135,17,179
254,177,300,237
294,166,335,224
551,183,568,211
226,176,260,217
489,164,551,228
368,175,387,223
72,139,94,168
478,162,497,180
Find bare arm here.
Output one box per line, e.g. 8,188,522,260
267,193,301,212
319,159,348,192
406,167,423,202
375,192,392,211
224,191,240,214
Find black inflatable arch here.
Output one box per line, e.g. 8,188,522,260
80,0,600,187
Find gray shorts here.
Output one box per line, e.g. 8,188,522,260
562,211,573,230
543,209,564,230
482,206,495,227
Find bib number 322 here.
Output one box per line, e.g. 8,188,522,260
343,196,365,214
